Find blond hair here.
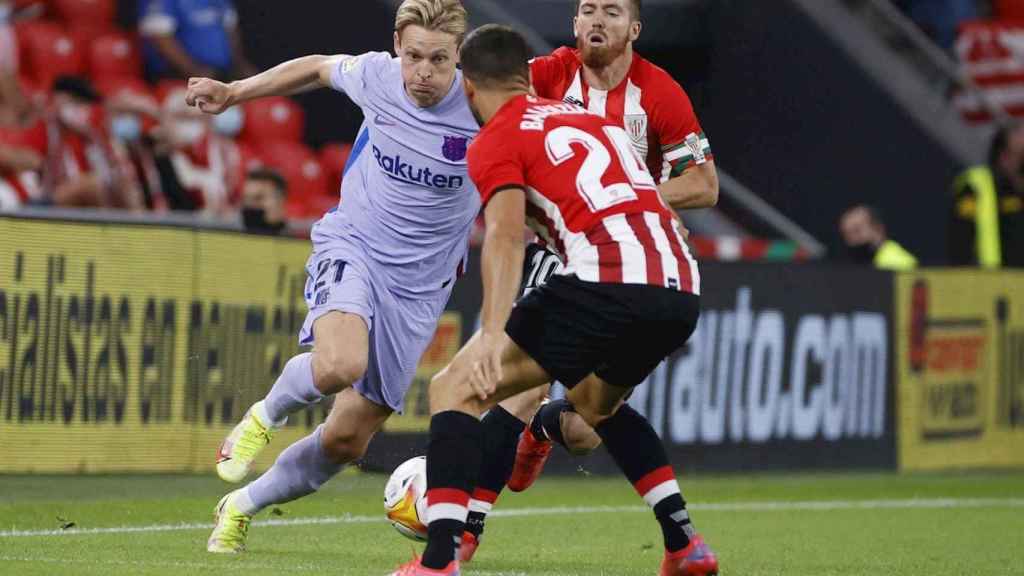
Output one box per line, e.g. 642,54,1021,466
395,0,468,44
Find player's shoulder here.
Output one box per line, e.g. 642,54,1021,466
532,46,579,67
473,97,532,150
351,51,398,77
531,47,580,80
630,53,687,99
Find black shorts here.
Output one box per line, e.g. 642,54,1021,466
518,243,564,298
506,274,700,389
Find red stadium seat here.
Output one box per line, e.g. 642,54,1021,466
89,31,141,81
256,141,332,219
95,76,152,100
67,23,115,52
241,97,305,144
51,0,116,29
258,141,328,196
16,21,84,88
995,0,1024,21
154,79,187,106
319,141,352,196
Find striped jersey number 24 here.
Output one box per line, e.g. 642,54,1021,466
544,125,657,212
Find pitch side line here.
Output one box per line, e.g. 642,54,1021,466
2,498,1022,538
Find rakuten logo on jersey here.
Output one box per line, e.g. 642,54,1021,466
372,145,464,190
630,287,889,445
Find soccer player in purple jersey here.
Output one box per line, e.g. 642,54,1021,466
184,0,481,554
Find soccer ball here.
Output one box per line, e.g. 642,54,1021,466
384,456,429,541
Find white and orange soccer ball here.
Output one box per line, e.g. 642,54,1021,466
384,456,429,541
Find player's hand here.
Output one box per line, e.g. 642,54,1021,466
669,210,690,240
185,77,233,115
468,331,504,401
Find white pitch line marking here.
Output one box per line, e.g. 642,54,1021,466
2,498,1022,538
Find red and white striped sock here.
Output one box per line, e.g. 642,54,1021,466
594,405,693,553
468,487,499,517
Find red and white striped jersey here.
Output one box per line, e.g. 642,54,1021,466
469,95,700,295
530,47,712,184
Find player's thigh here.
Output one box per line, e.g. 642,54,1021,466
566,374,631,428
497,383,552,423
311,311,370,393
321,387,392,460
430,332,551,415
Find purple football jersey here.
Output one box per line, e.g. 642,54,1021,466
318,51,480,296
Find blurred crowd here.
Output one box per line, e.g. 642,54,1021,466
0,0,348,231
894,0,1024,50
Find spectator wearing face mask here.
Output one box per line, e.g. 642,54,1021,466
105,90,168,211
240,167,287,235
156,88,244,214
950,123,1024,268
27,76,141,209
839,204,918,271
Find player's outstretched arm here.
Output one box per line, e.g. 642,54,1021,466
185,54,350,114
470,188,528,399
658,159,719,210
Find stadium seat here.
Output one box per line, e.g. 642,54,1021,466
51,0,117,29
155,79,187,106
257,141,331,219
95,76,152,100
240,97,305,144
319,141,352,195
995,0,1024,21
68,23,116,52
16,21,84,89
89,31,142,81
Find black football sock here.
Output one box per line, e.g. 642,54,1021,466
466,406,525,539
594,404,693,552
528,399,574,448
421,411,482,569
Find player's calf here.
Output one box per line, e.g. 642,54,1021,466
561,410,602,456
460,405,524,562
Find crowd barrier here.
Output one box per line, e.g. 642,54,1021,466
1,216,1021,473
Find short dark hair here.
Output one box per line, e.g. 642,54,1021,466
52,76,100,103
841,204,884,227
459,24,531,89
246,167,288,197
575,0,642,21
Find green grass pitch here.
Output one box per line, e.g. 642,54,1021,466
1,470,1023,575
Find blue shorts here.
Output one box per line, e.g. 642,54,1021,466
299,239,452,413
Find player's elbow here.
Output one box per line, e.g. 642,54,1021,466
699,173,719,208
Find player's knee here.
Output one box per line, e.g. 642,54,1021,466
572,403,615,430
320,425,369,463
428,369,478,414
313,348,367,394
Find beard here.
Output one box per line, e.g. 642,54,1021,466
578,34,629,69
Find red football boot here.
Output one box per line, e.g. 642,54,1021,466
507,428,553,492
659,534,719,576
457,531,479,563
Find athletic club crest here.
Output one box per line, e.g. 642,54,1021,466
625,113,649,157
442,136,469,161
